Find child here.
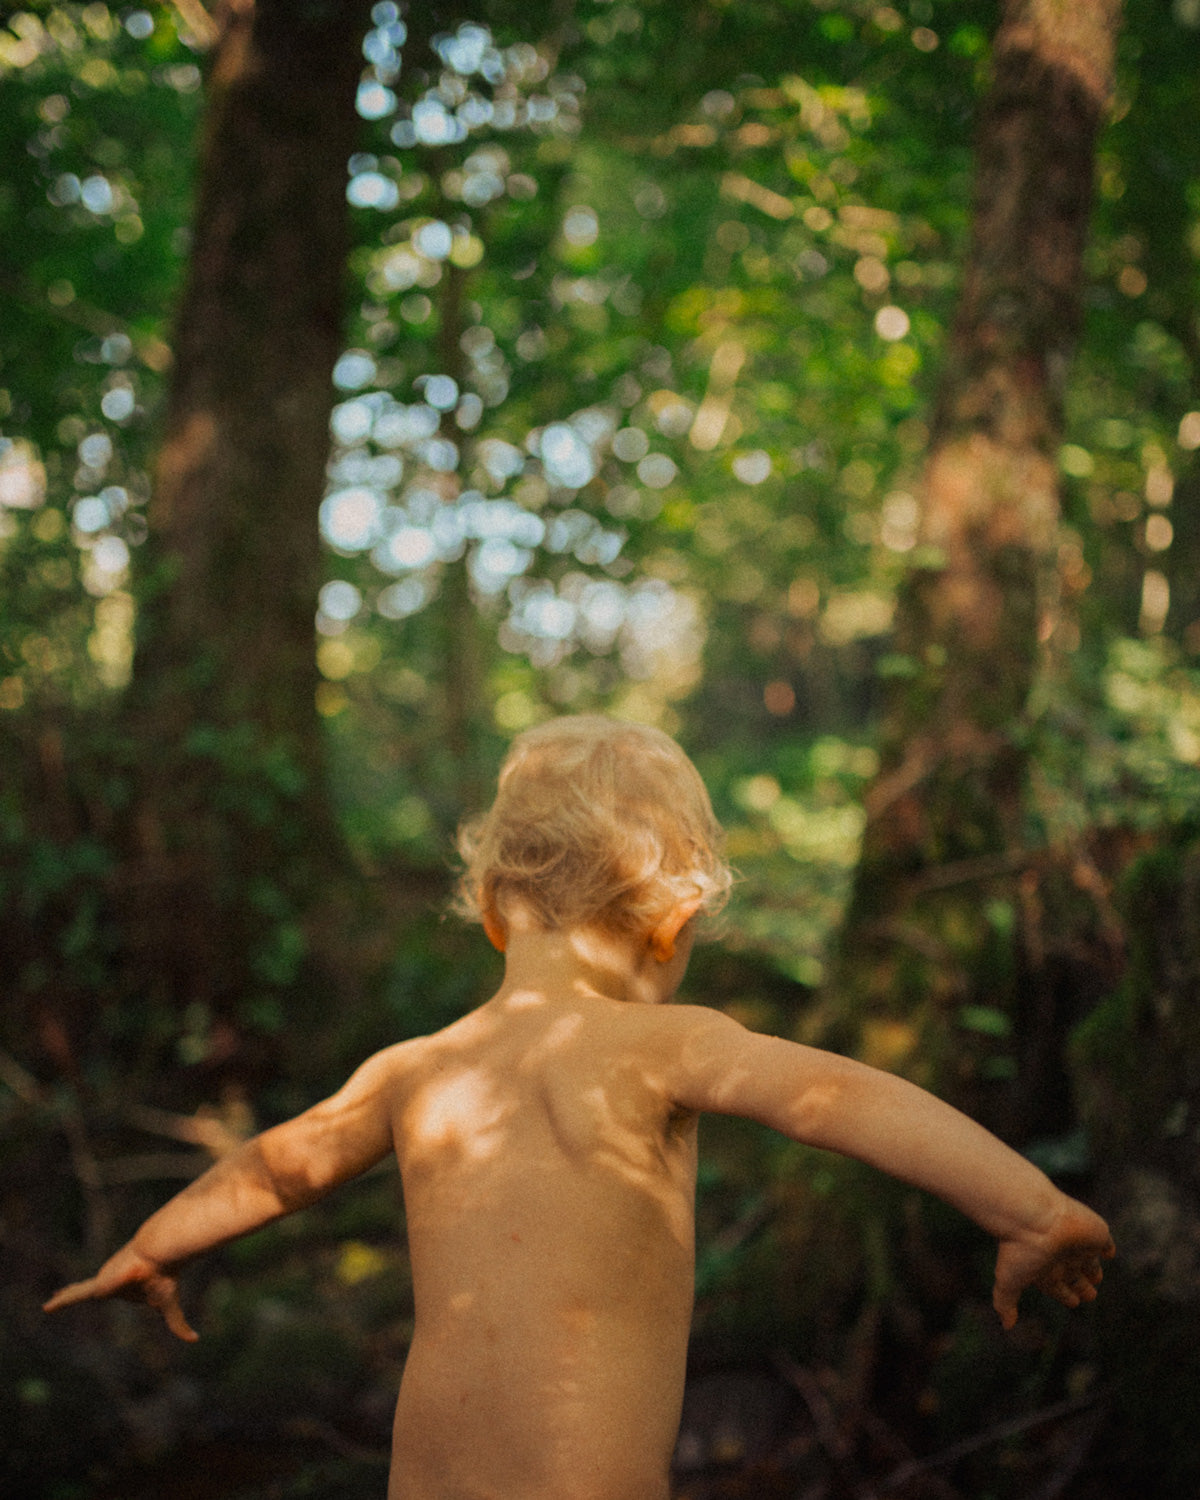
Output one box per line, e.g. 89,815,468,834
45,715,1114,1500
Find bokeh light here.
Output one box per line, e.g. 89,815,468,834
412,220,453,259
356,82,397,120
612,427,649,462
319,579,363,621
332,351,377,391
732,450,772,485
874,305,911,340
562,206,599,247
1178,411,1200,449
636,453,677,489
540,423,596,488
320,487,385,551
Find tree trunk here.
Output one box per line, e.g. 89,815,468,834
826,0,1122,1127
140,0,366,772
120,0,370,1045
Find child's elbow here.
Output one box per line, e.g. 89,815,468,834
253,1132,329,1211
787,1079,854,1147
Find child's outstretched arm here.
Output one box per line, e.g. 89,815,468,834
44,1043,408,1339
669,1010,1113,1328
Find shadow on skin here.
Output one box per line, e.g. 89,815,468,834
391,984,700,1499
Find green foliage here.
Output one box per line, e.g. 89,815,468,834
0,3,195,731
1030,636,1200,850
1072,824,1200,1128
3,2,1200,1497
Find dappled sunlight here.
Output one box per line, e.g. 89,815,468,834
313,3,946,708
405,1063,515,1167
389,983,700,1495
397,992,697,1257
0,439,45,510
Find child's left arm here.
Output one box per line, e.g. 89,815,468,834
43,1043,409,1339
667,1008,1113,1328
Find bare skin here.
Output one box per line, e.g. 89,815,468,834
45,901,1114,1500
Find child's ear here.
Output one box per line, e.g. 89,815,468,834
649,897,703,962
481,896,507,953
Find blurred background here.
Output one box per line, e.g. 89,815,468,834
2,0,1199,1495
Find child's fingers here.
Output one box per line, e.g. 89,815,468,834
996,1224,1114,1330
1040,1255,1106,1310
148,1279,199,1342
995,1246,1110,1328
45,1270,198,1339
161,1298,199,1342
42,1278,100,1313
992,1283,1019,1330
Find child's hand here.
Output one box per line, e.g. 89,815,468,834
992,1200,1115,1330
43,1243,198,1342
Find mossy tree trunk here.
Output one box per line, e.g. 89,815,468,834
140,0,366,768
1069,829,1200,1493
119,0,371,1056
825,0,1122,1132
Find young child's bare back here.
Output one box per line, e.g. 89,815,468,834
44,717,1114,1500
390,973,701,1499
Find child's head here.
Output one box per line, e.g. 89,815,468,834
456,715,731,937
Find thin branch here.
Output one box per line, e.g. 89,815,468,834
170,0,219,49
0,269,121,338
863,744,936,822
707,1195,772,1259
123,1099,251,1158
96,1151,211,1185
1028,1403,1107,1500
774,1354,879,1500
0,1047,114,1257
877,1390,1109,1492
859,1411,964,1500
0,1046,43,1107
906,849,1039,896
0,268,173,369
59,1107,115,1263
858,919,957,968
285,1416,390,1467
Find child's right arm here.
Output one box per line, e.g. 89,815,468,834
668,1009,1113,1328
43,1043,409,1339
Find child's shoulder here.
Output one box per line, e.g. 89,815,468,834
370,1000,750,1080
366,1006,494,1078
343,1031,443,1095
647,1000,746,1033
621,999,750,1060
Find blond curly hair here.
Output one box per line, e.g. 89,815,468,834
455,715,731,935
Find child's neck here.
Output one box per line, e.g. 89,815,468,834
494,919,679,1009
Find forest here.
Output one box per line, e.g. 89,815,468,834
2,0,1199,1495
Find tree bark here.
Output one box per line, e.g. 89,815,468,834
121,0,370,1040
827,0,1122,1121
139,0,367,770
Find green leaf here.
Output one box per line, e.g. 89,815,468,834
957,1004,1012,1038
